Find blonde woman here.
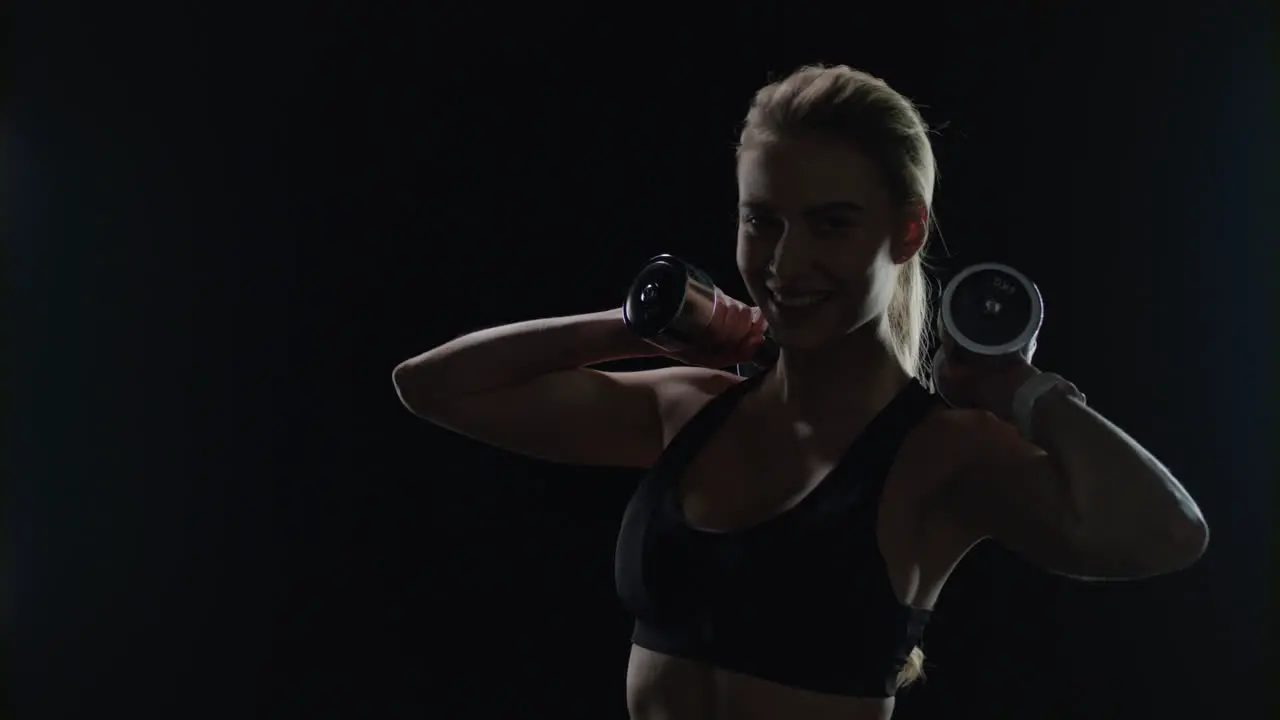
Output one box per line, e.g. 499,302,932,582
393,65,1208,720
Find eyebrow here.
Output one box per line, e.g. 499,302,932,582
739,200,865,214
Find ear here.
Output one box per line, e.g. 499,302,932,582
892,206,928,265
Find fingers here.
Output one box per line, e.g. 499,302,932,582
733,324,765,358
931,346,951,380
935,314,956,352
749,305,767,335
692,296,768,368
706,291,736,339
709,295,758,347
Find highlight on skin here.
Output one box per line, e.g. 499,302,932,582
738,64,939,689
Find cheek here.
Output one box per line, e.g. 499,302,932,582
825,236,895,307
735,232,769,275
825,232,886,283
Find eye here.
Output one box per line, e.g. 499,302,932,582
742,214,782,230
816,214,858,233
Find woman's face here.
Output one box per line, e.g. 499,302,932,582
736,135,915,350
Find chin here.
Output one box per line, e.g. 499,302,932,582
764,307,855,351
767,323,836,350
765,301,881,354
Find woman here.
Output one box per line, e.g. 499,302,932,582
392,65,1208,720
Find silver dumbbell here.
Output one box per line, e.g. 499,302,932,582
939,262,1044,361
622,254,778,376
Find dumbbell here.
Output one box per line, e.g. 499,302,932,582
622,254,779,377
939,262,1044,362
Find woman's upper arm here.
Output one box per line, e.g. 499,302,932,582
414,365,737,469
931,410,1095,577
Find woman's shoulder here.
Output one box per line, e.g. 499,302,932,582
653,364,743,412
915,402,1003,459
644,365,745,448
897,403,1016,512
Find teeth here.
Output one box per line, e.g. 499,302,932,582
771,292,829,308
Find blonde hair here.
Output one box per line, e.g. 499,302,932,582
739,65,938,690
737,64,938,384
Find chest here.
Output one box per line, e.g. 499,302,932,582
639,403,968,613
676,407,894,535
616,380,975,621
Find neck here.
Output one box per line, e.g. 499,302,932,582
766,319,913,420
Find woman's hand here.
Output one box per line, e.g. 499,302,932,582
932,322,1040,423
671,292,768,369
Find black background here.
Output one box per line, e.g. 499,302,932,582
15,2,1279,718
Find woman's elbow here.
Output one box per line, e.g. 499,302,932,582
1095,512,1209,579
392,360,434,415
1164,512,1209,571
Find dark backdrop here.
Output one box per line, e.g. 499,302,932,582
16,2,1278,718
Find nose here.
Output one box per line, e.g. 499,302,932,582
768,223,815,280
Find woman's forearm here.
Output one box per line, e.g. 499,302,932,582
392,308,660,410
1030,389,1209,574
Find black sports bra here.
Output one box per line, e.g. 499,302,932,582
615,371,939,697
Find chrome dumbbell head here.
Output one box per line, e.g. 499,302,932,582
622,255,720,355
622,254,778,376
940,262,1044,358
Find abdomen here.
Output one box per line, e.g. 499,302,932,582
626,645,895,720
